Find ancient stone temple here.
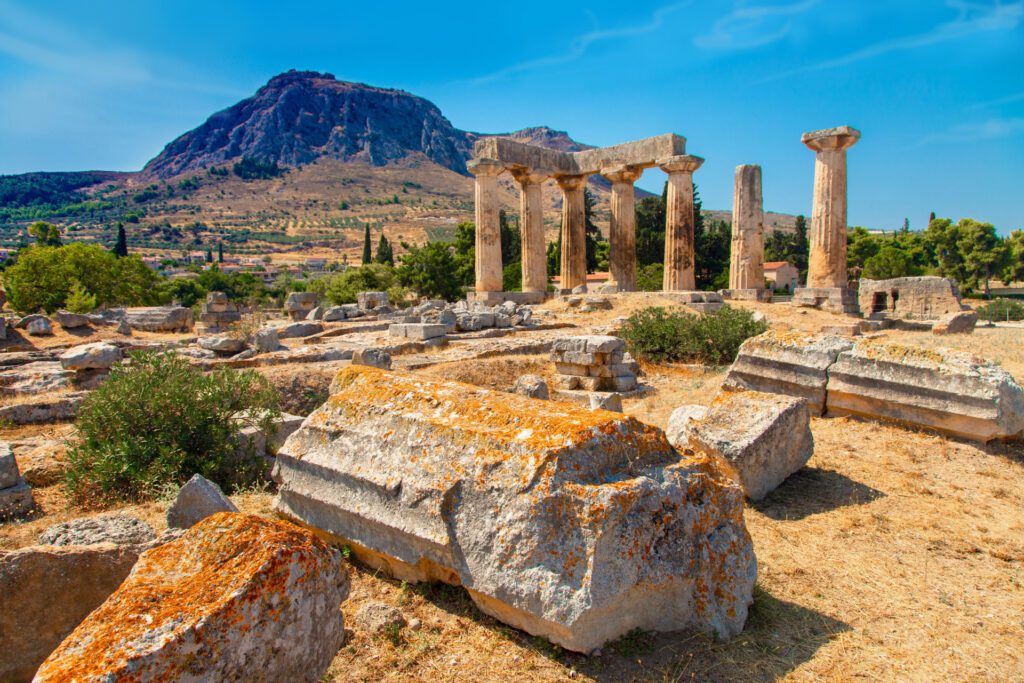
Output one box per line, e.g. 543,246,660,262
725,164,771,301
792,126,861,315
468,134,702,301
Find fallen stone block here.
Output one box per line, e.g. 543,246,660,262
722,331,854,415
588,393,622,411
512,374,549,399
274,366,755,653
323,306,348,322
17,440,67,487
665,405,708,447
284,291,318,321
26,318,53,336
59,342,122,371
166,474,238,530
667,391,814,501
357,291,389,311
0,442,20,489
820,323,861,337
198,335,247,354
15,314,50,330
125,306,193,332
0,481,35,520
34,513,348,683
0,543,141,682
932,310,977,335
253,326,280,353
53,311,91,329
352,347,392,370
39,514,156,547
0,392,86,425
826,340,1024,442
278,321,324,339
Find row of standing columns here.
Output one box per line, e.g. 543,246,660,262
469,156,704,295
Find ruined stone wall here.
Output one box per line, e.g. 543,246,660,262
858,277,963,320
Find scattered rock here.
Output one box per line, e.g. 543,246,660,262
274,366,755,653
306,305,324,321
0,443,34,521
357,291,389,311
323,306,348,322
665,405,709,447
0,543,141,682
39,514,156,547
278,321,324,339
584,296,613,310
198,335,247,354
0,442,20,489
34,513,349,683
512,374,549,400
17,441,68,487
932,310,978,335
253,326,281,353
166,474,238,530
355,602,407,634
115,318,132,336
284,291,319,321
352,347,392,370
26,318,53,336
571,284,587,294
668,391,814,501
14,314,49,330
53,311,92,329
124,306,193,332
59,342,122,371
588,393,623,412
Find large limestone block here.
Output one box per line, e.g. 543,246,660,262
826,341,1024,442
667,392,814,501
124,306,194,332
274,366,756,653
34,513,348,683
931,310,977,335
39,514,155,547
723,331,853,414
0,543,141,682
58,342,122,371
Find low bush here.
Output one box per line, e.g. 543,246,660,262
619,305,768,365
64,351,280,504
974,298,1024,322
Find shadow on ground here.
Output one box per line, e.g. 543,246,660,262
752,467,884,521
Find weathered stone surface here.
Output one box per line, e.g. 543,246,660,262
826,340,1024,442
589,392,623,411
723,331,853,415
253,326,281,353
53,311,92,329
39,514,156,547
0,361,75,396
26,318,53,336
1,442,20,489
284,291,318,321
236,413,307,462
357,291,389,311
668,391,814,501
0,392,86,425
15,314,50,330
512,374,549,400
125,306,193,332
859,276,963,320
35,513,348,683
306,305,324,321
278,321,324,338
932,310,977,335
323,306,348,322
352,347,392,370
59,342,122,371
0,482,34,520
115,318,132,335
274,366,756,653
665,405,708,447
166,474,238,530
0,543,141,682
198,335,246,353
356,602,407,634
390,323,446,340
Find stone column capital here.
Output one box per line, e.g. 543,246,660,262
600,164,644,184
555,174,589,191
508,167,548,186
801,126,860,153
657,154,704,174
467,158,505,177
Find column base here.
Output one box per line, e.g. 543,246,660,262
468,291,547,306
792,287,861,316
720,288,773,302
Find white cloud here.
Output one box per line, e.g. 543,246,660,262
764,0,1023,81
694,0,820,51
470,1,693,85
917,116,1024,145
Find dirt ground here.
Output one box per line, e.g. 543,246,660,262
2,297,1023,682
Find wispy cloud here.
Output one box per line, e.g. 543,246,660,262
916,116,1024,145
469,1,692,85
764,0,1023,81
695,0,820,51
968,90,1024,110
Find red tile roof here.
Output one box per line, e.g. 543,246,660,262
764,261,792,270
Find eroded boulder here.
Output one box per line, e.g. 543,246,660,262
667,391,814,501
34,513,348,683
59,342,122,371
53,311,91,329
352,347,392,370
124,307,193,332
278,321,324,339
512,374,549,400
274,366,756,653
166,474,238,530
932,310,978,335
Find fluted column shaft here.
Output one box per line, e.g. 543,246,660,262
468,158,505,293
510,169,548,293
802,127,860,288
601,165,644,291
730,164,765,290
556,174,589,291
658,155,704,291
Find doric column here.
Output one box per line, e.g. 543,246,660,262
729,164,765,290
657,155,704,291
509,168,548,294
556,174,589,291
801,126,860,288
601,165,644,291
467,158,505,294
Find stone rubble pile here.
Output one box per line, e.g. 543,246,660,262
551,335,639,392
198,291,241,333
274,366,755,653
0,442,34,520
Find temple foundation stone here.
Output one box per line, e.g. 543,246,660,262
658,155,704,292
793,126,861,315
601,165,644,291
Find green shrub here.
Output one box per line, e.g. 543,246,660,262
64,351,280,504
64,279,97,313
315,264,396,304
619,305,768,365
975,297,1024,321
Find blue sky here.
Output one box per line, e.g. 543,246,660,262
1,1,1022,231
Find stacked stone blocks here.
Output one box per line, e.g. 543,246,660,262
551,335,638,392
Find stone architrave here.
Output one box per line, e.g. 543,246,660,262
510,168,548,294
729,165,765,291
468,158,505,294
556,174,589,292
658,155,704,291
601,165,644,291
801,126,860,288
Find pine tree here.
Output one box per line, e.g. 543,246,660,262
902,217,910,234
65,279,97,314
217,242,224,263
362,224,372,265
375,233,394,266
113,223,128,257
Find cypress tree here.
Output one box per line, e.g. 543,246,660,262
375,233,394,266
362,224,372,264
205,249,213,263
217,242,224,263
113,223,128,257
